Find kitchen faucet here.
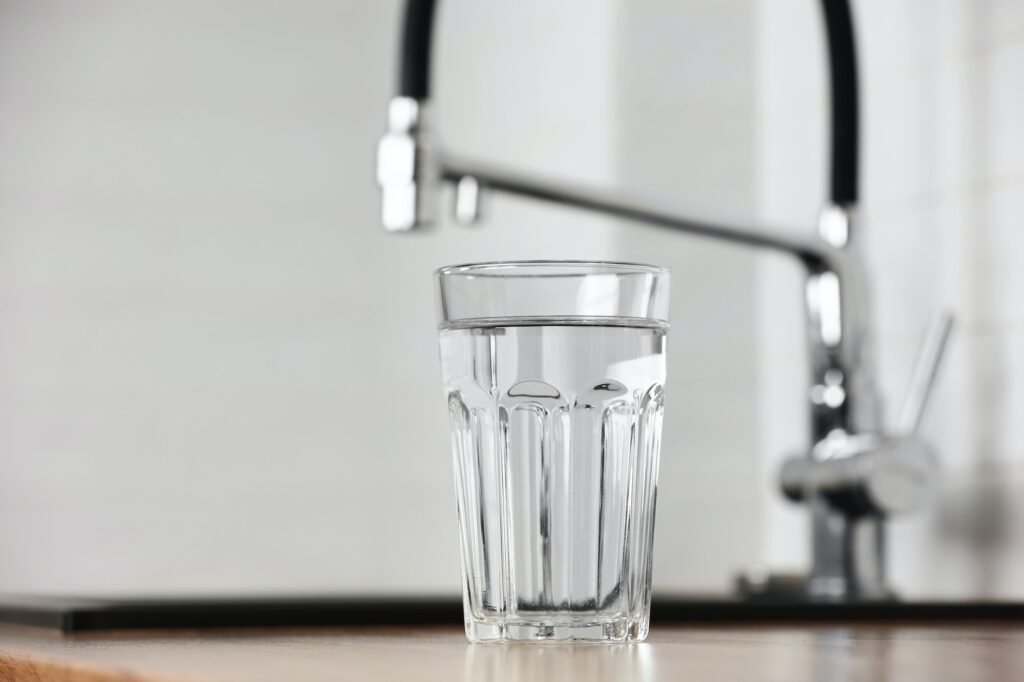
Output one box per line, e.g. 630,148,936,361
376,0,951,601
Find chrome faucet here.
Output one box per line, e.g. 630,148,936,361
377,0,951,601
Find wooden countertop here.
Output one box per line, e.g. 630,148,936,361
0,623,1022,681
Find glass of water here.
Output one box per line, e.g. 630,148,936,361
436,261,670,643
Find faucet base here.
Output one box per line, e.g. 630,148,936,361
736,572,896,603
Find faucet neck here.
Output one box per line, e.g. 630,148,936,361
392,0,860,211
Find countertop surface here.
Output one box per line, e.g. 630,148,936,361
1,622,1023,681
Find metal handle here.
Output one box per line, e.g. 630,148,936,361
897,310,954,436
781,435,938,515
781,311,953,516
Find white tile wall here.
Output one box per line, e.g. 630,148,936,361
0,0,623,595
0,0,1019,599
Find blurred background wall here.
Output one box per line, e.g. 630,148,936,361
0,0,1019,598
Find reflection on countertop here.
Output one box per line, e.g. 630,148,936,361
0,623,1023,681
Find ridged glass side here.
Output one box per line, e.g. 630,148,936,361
440,321,666,642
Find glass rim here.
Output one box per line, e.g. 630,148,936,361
435,259,670,278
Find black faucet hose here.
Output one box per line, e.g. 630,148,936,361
820,0,859,206
398,0,438,100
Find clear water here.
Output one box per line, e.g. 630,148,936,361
439,317,667,642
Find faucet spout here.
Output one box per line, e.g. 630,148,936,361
376,98,435,231
378,0,859,234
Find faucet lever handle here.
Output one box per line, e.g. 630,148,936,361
897,310,954,436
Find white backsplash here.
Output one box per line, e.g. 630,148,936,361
0,0,624,595
0,0,1020,599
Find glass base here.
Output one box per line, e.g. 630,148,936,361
465,616,648,643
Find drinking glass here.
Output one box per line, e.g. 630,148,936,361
436,261,670,642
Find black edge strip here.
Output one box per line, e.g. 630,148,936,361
2,597,1024,632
